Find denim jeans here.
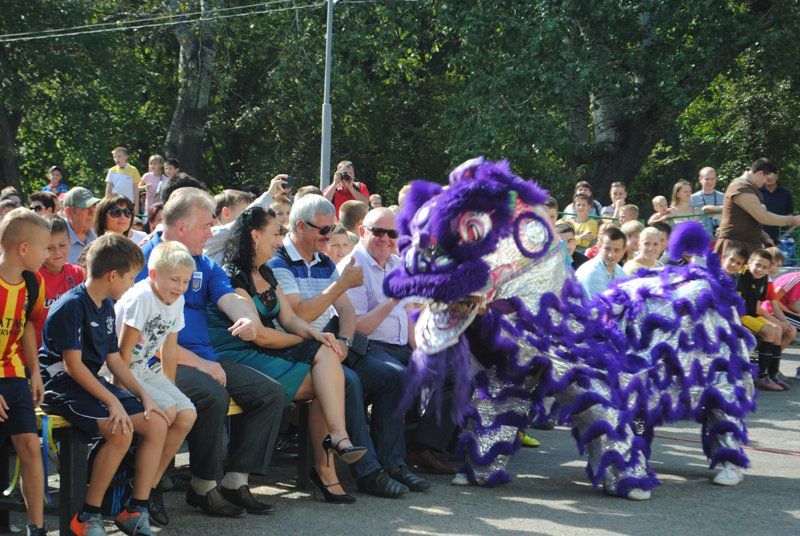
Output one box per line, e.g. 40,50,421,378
369,340,457,453
345,351,406,478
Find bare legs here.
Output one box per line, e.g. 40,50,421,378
294,345,352,494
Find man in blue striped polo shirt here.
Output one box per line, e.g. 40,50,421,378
269,194,429,498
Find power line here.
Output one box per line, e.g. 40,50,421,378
0,1,325,44
0,0,292,39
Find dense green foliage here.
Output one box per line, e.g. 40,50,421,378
2,0,799,213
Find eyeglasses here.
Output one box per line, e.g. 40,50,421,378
109,207,132,218
30,205,45,212
364,226,399,239
304,220,334,235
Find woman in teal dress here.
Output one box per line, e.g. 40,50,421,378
208,206,366,502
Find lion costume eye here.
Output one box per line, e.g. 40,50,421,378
457,212,492,244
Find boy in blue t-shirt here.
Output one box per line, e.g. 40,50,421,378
40,234,167,536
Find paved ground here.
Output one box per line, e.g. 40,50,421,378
25,351,800,535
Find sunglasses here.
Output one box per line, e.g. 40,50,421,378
31,205,45,212
365,226,399,239
304,220,334,235
109,207,133,218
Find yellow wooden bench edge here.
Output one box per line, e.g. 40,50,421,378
36,401,242,429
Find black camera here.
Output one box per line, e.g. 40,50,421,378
339,171,351,181
282,176,295,190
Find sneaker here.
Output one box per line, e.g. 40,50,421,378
26,524,47,536
755,376,784,391
148,486,169,526
518,431,540,448
626,488,651,501
115,506,156,536
70,512,106,536
712,463,744,486
450,473,470,486
771,375,791,390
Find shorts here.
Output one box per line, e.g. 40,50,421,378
0,378,37,439
131,362,195,413
742,315,768,335
42,373,144,439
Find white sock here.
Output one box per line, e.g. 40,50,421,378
191,477,217,495
221,472,248,490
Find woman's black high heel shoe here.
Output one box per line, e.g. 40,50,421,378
322,434,368,465
309,467,356,504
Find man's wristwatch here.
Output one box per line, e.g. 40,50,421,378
335,335,353,347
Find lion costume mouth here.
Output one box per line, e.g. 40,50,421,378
416,300,482,354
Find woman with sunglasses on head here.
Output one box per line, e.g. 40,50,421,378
207,205,367,503
94,193,149,245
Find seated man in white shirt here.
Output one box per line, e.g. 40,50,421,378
338,208,458,475
575,226,628,298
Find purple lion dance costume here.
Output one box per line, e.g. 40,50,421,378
384,157,757,499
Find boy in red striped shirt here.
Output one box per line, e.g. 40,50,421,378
0,208,51,536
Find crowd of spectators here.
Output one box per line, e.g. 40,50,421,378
1,151,799,534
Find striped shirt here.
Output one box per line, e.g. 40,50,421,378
268,236,339,331
0,274,45,378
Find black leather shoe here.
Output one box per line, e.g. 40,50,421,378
148,486,169,526
356,469,409,498
388,466,430,492
186,487,247,517
406,449,459,475
219,485,276,515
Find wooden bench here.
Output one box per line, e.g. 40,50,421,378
0,401,311,535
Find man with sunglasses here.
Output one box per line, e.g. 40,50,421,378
339,208,459,476
323,161,370,216
270,195,428,498
62,187,100,263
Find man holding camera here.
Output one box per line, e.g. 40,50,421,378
323,161,370,216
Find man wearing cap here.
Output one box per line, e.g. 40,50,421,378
63,187,100,263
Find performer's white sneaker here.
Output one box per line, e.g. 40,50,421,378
450,473,470,486
626,488,651,501
712,463,744,486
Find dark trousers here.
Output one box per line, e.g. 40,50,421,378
369,340,457,453
175,361,283,481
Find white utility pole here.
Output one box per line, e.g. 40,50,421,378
319,0,334,189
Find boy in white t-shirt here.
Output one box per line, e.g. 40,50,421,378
105,146,141,216
115,241,197,526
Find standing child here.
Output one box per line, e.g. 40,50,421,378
0,208,51,536
570,194,598,253
139,155,166,214
105,146,141,217
42,166,69,197
623,227,664,275
648,195,673,224
33,216,85,346
39,234,167,536
114,242,197,526
620,220,644,264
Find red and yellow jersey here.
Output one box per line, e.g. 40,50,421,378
0,273,45,378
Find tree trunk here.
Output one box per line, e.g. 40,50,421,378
165,0,219,179
0,105,21,191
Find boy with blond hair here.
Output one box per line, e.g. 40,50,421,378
649,195,673,224
105,146,141,216
570,194,598,252
0,208,51,536
115,241,197,525
40,234,167,535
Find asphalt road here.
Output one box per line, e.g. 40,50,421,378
28,350,800,535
